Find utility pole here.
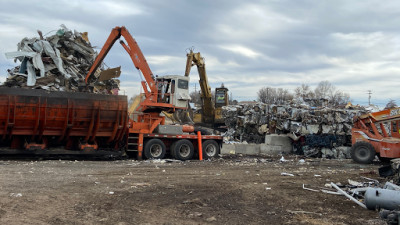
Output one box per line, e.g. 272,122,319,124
367,90,372,105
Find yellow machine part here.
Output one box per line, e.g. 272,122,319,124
128,94,144,120
214,107,224,124
193,113,202,124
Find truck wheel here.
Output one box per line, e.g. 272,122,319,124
351,141,375,164
172,139,194,161
144,139,166,159
202,140,220,159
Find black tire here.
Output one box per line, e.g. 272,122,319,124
144,139,166,159
172,139,194,161
202,140,220,159
351,141,376,164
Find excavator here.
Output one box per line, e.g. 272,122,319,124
184,49,229,129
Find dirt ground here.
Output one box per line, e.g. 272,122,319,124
0,155,389,225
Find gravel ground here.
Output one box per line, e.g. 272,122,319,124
0,155,388,225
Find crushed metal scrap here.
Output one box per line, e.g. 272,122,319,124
222,102,368,158
3,24,120,93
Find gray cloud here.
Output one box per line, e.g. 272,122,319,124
1,0,400,106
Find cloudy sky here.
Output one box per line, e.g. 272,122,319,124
1,0,400,106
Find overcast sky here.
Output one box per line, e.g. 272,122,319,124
1,0,400,106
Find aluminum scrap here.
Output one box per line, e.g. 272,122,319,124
222,102,368,158
3,24,120,94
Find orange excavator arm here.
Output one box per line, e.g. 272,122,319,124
85,26,157,94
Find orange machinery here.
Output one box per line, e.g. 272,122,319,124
351,108,400,163
84,26,222,160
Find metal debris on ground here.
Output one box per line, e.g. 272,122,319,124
320,172,400,225
3,25,120,94
281,172,295,176
222,102,368,159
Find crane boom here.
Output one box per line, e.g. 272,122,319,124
85,26,157,94
85,26,190,113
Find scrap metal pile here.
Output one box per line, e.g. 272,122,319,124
222,102,368,158
3,25,120,93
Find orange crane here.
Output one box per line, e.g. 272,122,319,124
84,26,222,160
85,26,190,113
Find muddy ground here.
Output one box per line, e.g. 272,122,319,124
0,155,389,225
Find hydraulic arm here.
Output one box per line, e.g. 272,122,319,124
85,26,189,112
185,50,215,123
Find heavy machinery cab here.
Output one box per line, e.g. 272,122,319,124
155,75,190,109
215,86,229,108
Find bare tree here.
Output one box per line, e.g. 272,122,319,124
314,81,335,100
385,99,397,109
294,83,314,99
257,87,269,104
330,90,350,107
258,86,292,104
294,81,350,107
276,88,293,104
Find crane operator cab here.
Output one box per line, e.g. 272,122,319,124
156,75,191,109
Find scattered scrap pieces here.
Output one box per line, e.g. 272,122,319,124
302,184,319,192
281,172,295,177
286,210,322,216
327,174,400,224
331,182,367,209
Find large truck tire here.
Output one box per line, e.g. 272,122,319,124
172,139,194,161
351,141,376,164
202,140,220,159
144,139,166,159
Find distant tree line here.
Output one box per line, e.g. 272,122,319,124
257,81,351,107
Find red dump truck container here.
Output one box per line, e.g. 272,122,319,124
0,87,128,152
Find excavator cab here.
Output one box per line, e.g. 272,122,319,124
215,86,229,108
214,85,229,125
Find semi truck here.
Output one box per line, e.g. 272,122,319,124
0,26,223,160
